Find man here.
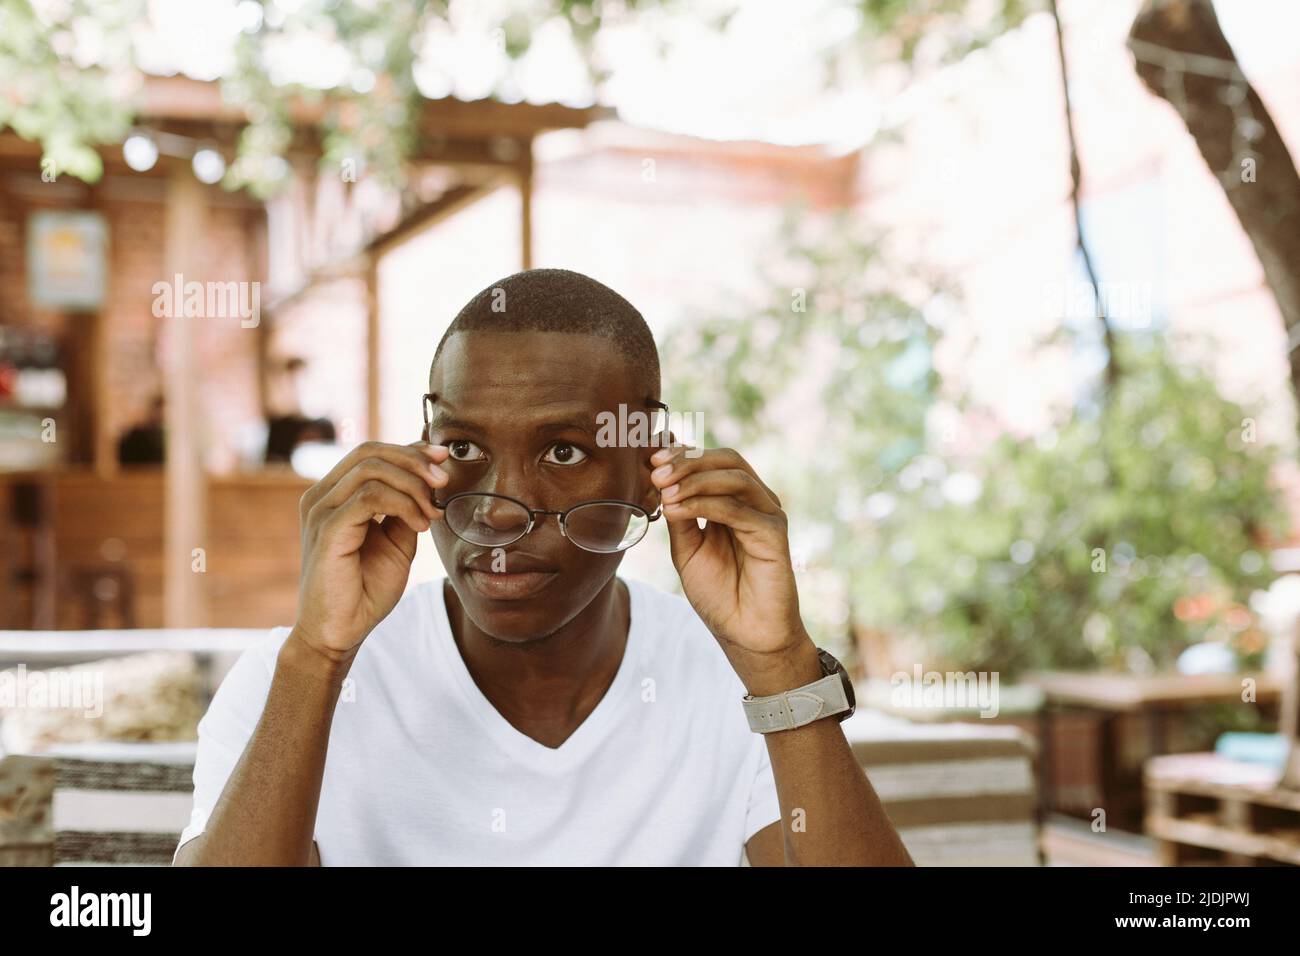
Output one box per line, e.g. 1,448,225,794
173,268,912,866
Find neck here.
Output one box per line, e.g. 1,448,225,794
443,576,629,722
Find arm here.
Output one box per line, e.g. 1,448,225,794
173,629,346,866
174,440,449,866
649,445,913,867
740,641,913,866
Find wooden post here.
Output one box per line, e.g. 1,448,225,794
89,310,116,478
519,138,533,270
85,183,116,478
1281,621,1300,789
162,168,207,628
365,251,380,440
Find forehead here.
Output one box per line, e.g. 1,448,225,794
429,329,640,416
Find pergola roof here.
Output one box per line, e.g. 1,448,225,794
136,74,615,140
0,73,618,629
0,73,615,180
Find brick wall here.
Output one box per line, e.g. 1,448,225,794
0,171,265,473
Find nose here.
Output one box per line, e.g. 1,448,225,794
467,458,557,533
470,492,529,532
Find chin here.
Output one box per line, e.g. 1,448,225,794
447,569,570,642
446,563,620,643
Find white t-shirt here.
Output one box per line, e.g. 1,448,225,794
176,576,781,865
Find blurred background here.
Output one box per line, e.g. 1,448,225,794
2,0,1300,866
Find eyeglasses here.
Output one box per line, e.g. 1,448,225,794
431,491,661,553
422,393,669,554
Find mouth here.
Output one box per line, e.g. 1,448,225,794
462,568,559,601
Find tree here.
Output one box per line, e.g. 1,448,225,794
0,0,143,181
661,209,1287,678
1126,0,1300,417
875,0,1300,425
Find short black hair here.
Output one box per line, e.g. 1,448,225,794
430,268,660,397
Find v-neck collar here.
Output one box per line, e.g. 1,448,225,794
428,577,644,773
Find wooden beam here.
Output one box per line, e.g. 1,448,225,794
366,179,503,258
162,168,207,628
135,74,615,138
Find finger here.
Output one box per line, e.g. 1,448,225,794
663,494,785,542
303,440,446,517
663,499,706,568
660,468,781,515
650,447,781,509
317,458,441,520
322,480,431,542
301,440,448,515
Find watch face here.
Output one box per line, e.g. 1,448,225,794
817,648,856,717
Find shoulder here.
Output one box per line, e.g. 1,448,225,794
365,578,446,646
220,579,445,694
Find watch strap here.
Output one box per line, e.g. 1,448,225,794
743,673,851,734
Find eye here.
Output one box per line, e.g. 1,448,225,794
447,439,485,462
543,442,588,466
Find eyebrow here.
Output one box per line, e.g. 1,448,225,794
429,410,598,439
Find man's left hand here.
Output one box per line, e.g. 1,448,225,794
649,445,820,693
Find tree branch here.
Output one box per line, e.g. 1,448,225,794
1049,0,1120,392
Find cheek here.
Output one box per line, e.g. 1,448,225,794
427,521,461,558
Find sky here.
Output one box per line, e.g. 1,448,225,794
129,0,1300,149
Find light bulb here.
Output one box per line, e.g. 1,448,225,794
123,134,158,172
192,148,226,185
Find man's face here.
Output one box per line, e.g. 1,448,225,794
426,330,659,642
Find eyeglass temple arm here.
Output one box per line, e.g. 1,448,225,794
645,399,669,522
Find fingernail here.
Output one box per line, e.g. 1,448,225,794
651,448,673,464
651,464,673,481
662,483,679,500
430,463,446,479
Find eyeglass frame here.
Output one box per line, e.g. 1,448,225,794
420,392,670,552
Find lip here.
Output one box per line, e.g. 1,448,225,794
462,549,556,575
463,569,559,601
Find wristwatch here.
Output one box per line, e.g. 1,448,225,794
742,648,856,733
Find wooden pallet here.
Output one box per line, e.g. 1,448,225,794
1144,752,1300,866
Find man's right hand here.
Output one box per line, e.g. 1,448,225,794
294,440,449,661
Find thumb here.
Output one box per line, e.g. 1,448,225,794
664,508,705,571
378,513,420,562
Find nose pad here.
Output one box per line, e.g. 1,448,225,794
473,494,517,530
470,494,531,534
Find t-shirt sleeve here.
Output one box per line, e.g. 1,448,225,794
743,733,781,843
173,627,288,862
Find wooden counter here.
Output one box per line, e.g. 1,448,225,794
0,468,312,629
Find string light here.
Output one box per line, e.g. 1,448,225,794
122,133,158,172
191,148,227,185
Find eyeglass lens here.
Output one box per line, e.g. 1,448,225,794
441,494,648,553
564,502,650,552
